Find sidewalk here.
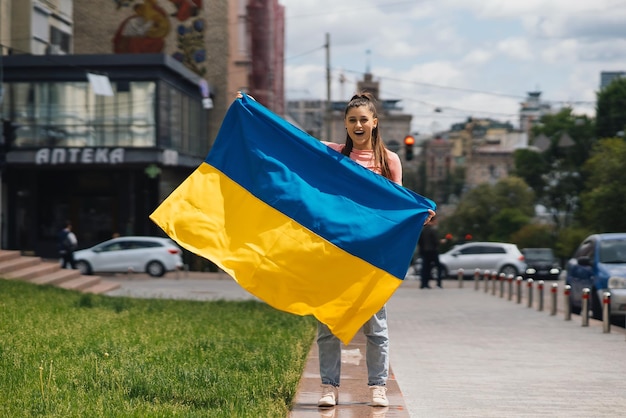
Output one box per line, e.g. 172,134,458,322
105,273,626,417
384,279,626,418
289,331,409,418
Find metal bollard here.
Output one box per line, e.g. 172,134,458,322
474,269,481,291
499,273,505,298
516,276,523,304
564,285,572,321
550,283,558,316
581,288,590,327
458,268,464,288
537,280,544,311
484,270,490,293
491,271,498,296
507,274,514,301
527,279,534,308
603,292,611,333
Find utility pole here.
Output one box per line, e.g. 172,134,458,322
0,43,4,249
325,33,331,141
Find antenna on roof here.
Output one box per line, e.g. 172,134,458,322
365,49,371,73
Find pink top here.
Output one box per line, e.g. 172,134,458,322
323,142,403,185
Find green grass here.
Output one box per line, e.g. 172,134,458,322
0,279,316,417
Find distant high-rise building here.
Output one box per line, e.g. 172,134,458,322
600,71,626,89
519,91,552,135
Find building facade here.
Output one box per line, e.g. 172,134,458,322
287,71,413,160
600,71,625,89
1,54,207,256
519,91,552,136
1,0,286,262
422,136,453,204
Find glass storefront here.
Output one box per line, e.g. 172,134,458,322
0,55,209,260
2,80,206,155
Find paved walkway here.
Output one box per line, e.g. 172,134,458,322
104,272,626,417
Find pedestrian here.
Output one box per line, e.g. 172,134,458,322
236,90,435,409
418,215,442,288
58,221,78,269
317,92,434,408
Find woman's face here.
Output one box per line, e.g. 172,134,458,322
344,106,377,150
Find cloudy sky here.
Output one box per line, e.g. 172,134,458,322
280,0,626,135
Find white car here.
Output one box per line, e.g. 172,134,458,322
74,236,183,277
439,242,526,278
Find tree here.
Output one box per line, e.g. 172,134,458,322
579,138,626,232
444,176,535,242
510,223,556,249
512,148,548,197
514,108,595,230
596,77,626,139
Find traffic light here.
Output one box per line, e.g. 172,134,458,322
404,135,415,161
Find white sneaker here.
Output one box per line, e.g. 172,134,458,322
370,385,389,407
318,384,338,407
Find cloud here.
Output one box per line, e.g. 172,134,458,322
281,0,626,133
496,38,534,61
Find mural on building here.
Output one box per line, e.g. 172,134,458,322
112,0,206,76
168,0,203,21
113,0,170,53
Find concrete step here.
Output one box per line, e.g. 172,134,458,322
0,256,41,274
57,275,102,291
30,269,83,286
4,262,61,281
83,280,122,294
1,251,121,296
0,250,21,262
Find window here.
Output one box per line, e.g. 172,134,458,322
459,245,482,255
482,246,506,254
4,78,204,155
126,240,162,249
50,26,71,54
575,239,595,258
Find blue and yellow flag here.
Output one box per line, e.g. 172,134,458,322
150,95,436,344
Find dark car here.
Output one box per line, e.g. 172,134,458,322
522,248,561,280
564,233,626,320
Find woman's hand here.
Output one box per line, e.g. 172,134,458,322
236,91,255,101
424,209,435,225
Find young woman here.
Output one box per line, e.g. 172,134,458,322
235,90,434,408
317,92,433,408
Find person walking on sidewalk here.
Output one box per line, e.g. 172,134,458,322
58,221,78,269
316,92,434,409
418,216,443,288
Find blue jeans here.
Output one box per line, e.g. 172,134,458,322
317,305,389,387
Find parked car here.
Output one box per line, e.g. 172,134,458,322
74,236,183,277
564,233,626,320
438,242,526,278
522,248,561,280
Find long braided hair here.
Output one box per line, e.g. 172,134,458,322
341,92,392,180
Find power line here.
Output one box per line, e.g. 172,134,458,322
338,68,596,106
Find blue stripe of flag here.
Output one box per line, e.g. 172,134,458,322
205,95,436,279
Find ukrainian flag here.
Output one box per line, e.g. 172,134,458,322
150,95,435,344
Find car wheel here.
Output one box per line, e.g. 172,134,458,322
591,288,603,321
146,261,166,277
499,265,518,277
76,260,92,275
